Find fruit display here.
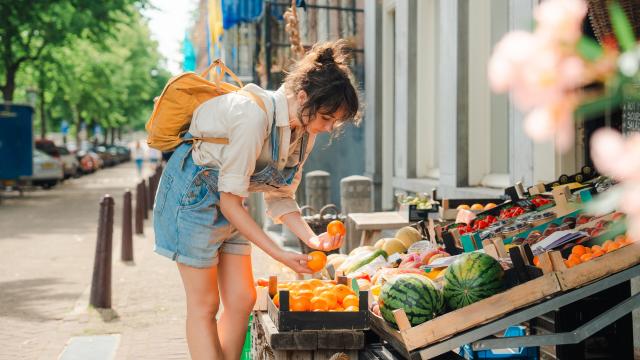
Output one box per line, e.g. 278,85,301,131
498,206,526,219
442,253,505,310
400,195,434,210
266,279,360,312
379,274,445,327
561,234,634,268
456,203,497,211
530,195,552,208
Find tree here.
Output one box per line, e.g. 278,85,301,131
0,0,146,102
36,8,169,143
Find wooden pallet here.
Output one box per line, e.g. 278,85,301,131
370,272,562,354
251,311,363,360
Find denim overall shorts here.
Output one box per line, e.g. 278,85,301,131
153,97,308,268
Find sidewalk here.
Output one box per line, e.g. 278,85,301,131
57,171,293,360
0,160,294,360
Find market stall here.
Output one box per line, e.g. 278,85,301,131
251,166,639,360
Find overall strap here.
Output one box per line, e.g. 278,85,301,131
298,132,308,164
270,95,279,163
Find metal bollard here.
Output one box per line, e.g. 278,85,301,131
141,179,148,220
147,175,155,210
340,175,373,254
135,182,144,235
90,194,114,309
305,170,331,211
121,190,133,262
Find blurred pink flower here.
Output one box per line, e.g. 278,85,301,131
524,97,577,152
488,0,618,153
590,128,640,181
591,128,640,239
559,56,587,89
514,46,564,109
488,31,539,93
534,0,587,44
616,184,640,241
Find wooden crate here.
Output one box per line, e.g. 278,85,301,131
369,272,562,353
251,311,362,360
539,242,640,291
268,289,369,331
439,198,505,220
266,276,369,332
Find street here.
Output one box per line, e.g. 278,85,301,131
0,161,288,359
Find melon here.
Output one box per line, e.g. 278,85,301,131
381,238,407,256
395,227,423,248
349,245,374,257
443,253,505,310
379,274,444,327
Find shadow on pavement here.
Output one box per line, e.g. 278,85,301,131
0,277,78,321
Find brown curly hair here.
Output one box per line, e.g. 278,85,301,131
284,39,362,131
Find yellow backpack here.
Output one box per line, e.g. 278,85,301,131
145,59,266,152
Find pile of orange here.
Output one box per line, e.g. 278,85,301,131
563,235,633,268
272,279,359,312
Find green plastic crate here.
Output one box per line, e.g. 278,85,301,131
240,313,253,360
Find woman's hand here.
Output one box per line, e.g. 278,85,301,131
276,250,313,274
307,232,344,251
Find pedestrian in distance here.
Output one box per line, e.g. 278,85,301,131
152,39,361,360
133,140,145,176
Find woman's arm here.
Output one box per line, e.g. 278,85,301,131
219,192,312,274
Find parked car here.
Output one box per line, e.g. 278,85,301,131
76,149,102,173
92,145,118,167
113,145,131,163
35,138,60,158
20,149,64,189
56,146,80,178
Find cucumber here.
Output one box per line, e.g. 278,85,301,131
345,249,388,274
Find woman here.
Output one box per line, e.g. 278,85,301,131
153,39,361,359
133,140,144,176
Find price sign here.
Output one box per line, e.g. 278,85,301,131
622,81,640,134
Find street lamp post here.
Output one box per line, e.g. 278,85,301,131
25,87,37,108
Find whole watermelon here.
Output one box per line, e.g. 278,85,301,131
443,252,504,310
378,274,444,327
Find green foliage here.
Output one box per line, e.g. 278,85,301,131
609,2,636,52
577,37,603,62
4,1,170,137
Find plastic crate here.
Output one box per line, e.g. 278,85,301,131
240,313,253,360
459,326,539,359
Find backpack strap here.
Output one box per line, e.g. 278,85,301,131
186,89,268,146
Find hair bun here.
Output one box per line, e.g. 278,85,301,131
316,47,335,65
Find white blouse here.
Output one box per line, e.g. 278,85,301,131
188,84,315,222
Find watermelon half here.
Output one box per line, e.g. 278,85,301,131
378,274,444,327
443,252,505,310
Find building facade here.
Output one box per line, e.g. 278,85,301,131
364,0,586,211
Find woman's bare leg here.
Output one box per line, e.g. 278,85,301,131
177,262,223,360
217,253,257,359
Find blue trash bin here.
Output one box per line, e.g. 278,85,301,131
0,104,34,181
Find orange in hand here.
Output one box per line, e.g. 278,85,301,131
327,220,346,237
307,251,327,273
